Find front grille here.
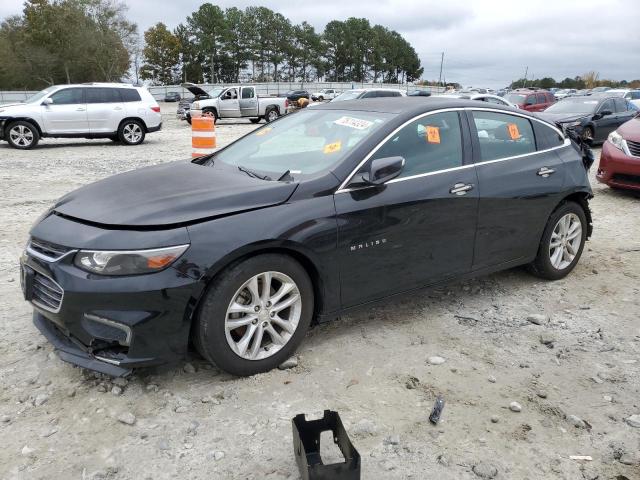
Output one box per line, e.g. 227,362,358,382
28,238,72,261
612,173,640,185
626,139,640,157
32,272,64,313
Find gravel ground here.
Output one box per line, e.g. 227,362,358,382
1,103,639,480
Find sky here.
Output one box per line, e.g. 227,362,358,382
2,0,639,88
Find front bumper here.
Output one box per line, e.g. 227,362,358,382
21,226,199,376
597,140,640,191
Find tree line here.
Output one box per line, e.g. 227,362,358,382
141,5,423,85
0,0,423,90
509,72,640,90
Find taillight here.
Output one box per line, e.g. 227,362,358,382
151,106,161,113
285,99,289,108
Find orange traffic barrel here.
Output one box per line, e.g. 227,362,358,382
191,115,216,158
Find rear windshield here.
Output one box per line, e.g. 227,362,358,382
545,99,599,114
210,109,395,176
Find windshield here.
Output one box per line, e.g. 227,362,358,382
332,91,363,102
208,87,224,98
545,99,598,114
211,109,394,177
505,93,526,103
25,87,57,104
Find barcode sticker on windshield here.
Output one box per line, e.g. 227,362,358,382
255,127,272,136
323,141,342,154
507,123,521,140
426,126,441,144
334,116,374,130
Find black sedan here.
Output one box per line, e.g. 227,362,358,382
164,92,181,102
283,90,310,102
540,95,639,144
21,98,593,377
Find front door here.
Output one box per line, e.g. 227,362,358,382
469,109,566,269
335,111,479,307
219,88,241,118
41,88,88,134
593,98,618,143
239,87,258,117
85,87,125,134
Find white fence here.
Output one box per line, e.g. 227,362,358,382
1,83,447,104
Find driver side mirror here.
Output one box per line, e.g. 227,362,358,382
42,97,53,105
355,156,405,187
599,109,613,117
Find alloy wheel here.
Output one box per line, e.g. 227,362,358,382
9,125,34,147
225,271,302,361
548,213,582,270
123,123,143,143
267,110,279,122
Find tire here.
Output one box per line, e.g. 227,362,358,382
581,126,594,143
186,116,192,125
318,96,324,102
202,108,218,124
118,120,145,145
249,118,261,124
194,254,314,376
6,120,39,149
265,108,280,123
528,201,587,280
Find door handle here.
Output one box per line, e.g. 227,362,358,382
537,167,555,177
449,183,474,195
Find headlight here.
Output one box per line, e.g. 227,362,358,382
74,244,189,276
607,130,625,151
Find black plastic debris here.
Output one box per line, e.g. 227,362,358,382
292,410,361,480
429,396,445,424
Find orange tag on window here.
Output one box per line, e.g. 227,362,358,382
255,127,272,136
323,141,342,154
426,126,441,144
507,123,521,139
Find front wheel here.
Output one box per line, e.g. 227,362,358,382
6,121,39,149
194,254,314,376
581,126,594,143
528,201,587,280
118,120,145,145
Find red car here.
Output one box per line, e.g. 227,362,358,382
505,89,556,112
597,115,640,191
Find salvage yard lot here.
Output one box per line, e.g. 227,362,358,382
1,103,639,479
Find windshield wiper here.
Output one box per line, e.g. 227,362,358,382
277,170,294,182
237,165,271,181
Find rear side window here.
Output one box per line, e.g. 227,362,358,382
630,91,640,100
536,93,546,103
119,89,142,102
472,111,536,161
86,88,121,104
49,88,84,105
241,88,255,99
546,93,555,103
370,111,463,178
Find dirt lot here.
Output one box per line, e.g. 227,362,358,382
1,103,639,480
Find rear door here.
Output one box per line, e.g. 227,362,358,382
613,97,636,127
335,110,479,306
41,88,88,134
86,87,125,134
470,109,567,269
239,87,258,117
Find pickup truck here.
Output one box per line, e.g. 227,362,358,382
188,84,289,124
310,88,340,102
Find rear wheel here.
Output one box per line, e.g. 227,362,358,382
194,254,314,376
529,201,587,280
118,120,145,145
265,108,280,123
6,121,39,149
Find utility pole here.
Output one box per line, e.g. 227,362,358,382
522,66,528,88
438,52,444,87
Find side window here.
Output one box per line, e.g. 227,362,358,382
614,98,628,112
241,88,255,99
536,93,546,104
86,88,121,104
546,93,555,103
472,111,536,161
222,88,238,100
631,91,640,100
361,91,376,98
119,89,141,102
599,99,615,113
49,88,84,105
525,95,536,105
370,111,463,178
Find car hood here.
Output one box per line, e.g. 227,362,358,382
0,103,29,112
618,116,640,142
180,83,210,97
539,112,590,123
53,161,298,228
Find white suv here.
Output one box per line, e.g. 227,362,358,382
0,83,162,149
